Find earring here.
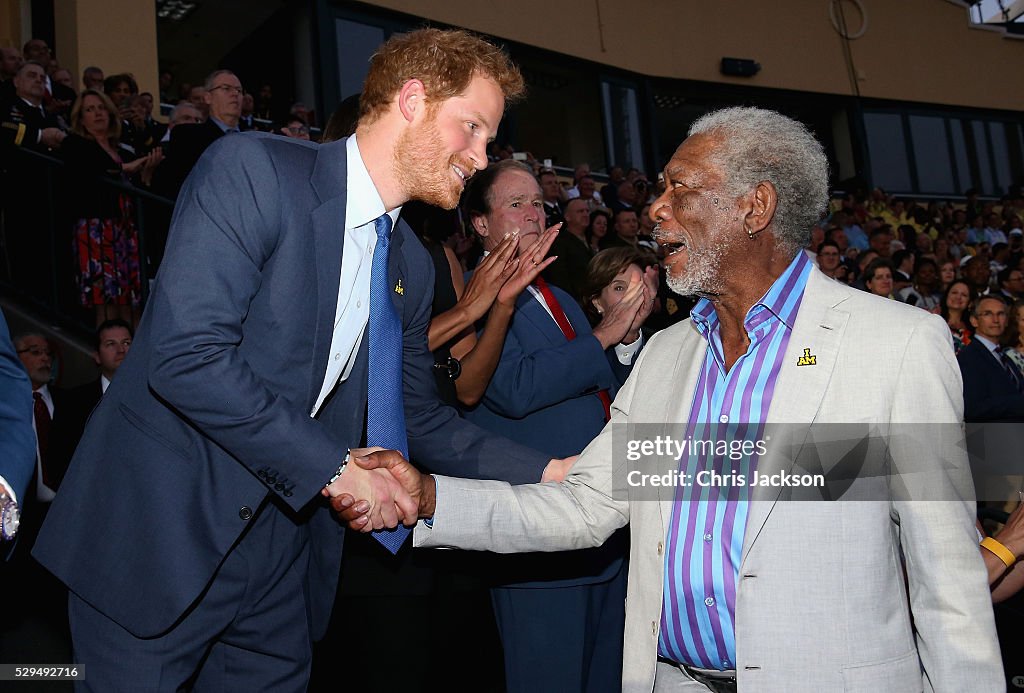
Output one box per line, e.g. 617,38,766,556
746,225,758,240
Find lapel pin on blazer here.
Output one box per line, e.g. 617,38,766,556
796,348,817,366
394,279,404,296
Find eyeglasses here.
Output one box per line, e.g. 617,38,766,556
209,85,243,96
286,125,310,135
17,346,52,357
977,311,1007,319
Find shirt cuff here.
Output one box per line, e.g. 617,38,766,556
614,331,644,365
0,475,17,505
423,475,438,528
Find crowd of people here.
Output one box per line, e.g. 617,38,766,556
1,27,1024,693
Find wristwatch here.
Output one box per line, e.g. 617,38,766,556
0,489,20,541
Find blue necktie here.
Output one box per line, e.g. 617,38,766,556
367,213,411,553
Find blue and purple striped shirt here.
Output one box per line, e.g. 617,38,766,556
658,251,813,670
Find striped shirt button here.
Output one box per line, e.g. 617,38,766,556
705,596,715,607
704,532,713,542
719,414,729,423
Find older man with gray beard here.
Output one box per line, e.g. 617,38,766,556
336,107,1003,693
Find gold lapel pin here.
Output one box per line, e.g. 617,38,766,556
796,348,817,366
394,279,404,296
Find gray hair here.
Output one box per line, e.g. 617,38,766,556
203,69,237,91
688,107,829,254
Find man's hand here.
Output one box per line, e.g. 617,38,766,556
459,232,520,322
39,127,65,149
327,449,436,531
496,224,560,307
541,455,578,483
320,447,418,530
591,274,647,349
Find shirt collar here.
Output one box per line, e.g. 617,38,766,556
974,334,1000,356
209,116,238,134
101,374,111,393
690,250,813,335
345,134,401,231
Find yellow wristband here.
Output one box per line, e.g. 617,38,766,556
981,537,1016,568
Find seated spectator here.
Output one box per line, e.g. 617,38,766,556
239,92,255,131
152,69,243,199
81,66,103,92
1,61,65,152
0,46,22,95
601,207,641,250
958,295,1024,422
579,247,659,383
158,102,203,145
863,257,895,299
51,68,75,95
993,266,1024,302
891,248,914,291
186,84,208,118
62,89,161,326
939,260,957,292
896,257,941,311
538,168,564,227
980,501,1024,603
543,197,591,302
869,226,893,257
58,318,133,467
963,255,993,296
816,240,843,279
586,207,611,253
321,92,360,143
1002,299,1024,374
566,172,603,210
941,280,974,354
277,116,310,140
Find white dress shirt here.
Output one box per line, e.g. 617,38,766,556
311,135,401,415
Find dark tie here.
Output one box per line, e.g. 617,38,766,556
534,277,612,421
366,213,411,553
996,346,1024,393
33,391,53,486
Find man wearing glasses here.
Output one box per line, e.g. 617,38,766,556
154,69,244,198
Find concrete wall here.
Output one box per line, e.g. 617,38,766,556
366,0,1023,111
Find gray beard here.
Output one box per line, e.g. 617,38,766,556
664,241,728,297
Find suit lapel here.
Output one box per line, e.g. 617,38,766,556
742,269,849,558
306,139,349,410
518,289,569,345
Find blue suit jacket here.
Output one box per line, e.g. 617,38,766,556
0,309,34,507
33,134,548,638
958,338,1024,423
464,284,628,586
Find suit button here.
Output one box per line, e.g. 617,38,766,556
239,506,253,521
657,541,663,555
651,620,658,636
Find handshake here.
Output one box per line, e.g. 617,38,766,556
320,448,577,531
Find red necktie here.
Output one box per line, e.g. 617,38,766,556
534,277,612,421
33,391,52,486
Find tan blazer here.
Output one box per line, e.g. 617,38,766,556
415,267,1003,692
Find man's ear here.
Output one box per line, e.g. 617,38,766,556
92,351,101,368
397,79,427,123
470,212,488,239
744,180,778,236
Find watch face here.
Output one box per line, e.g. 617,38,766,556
1,502,19,540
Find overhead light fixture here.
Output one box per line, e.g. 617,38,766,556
156,0,199,22
720,58,761,78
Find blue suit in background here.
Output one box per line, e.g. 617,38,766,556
464,281,632,693
32,134,548,690
0,308,35,536
958,338,1024,423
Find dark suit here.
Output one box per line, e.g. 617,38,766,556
33,134,548,689
0,95,59,152
0,309,34,510
543,229,593,303
958,338,1024,423
151,118,226,199
463,283,629,692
